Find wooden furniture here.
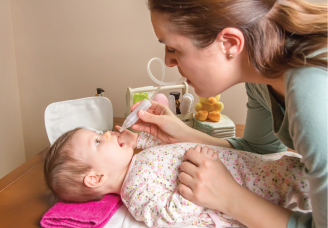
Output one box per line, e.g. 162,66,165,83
0,118,245,228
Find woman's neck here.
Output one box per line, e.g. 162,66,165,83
240,54,285,103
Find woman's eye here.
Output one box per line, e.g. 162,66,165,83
95,138,100,146
166,46,176,54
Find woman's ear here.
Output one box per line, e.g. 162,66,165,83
216,27,244,59
83,171,108,188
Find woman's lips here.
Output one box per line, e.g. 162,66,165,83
178,68,191,85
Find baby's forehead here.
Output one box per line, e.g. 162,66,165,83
74,128,99,140
70,129,96,153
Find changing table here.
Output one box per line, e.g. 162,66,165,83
0,118,245,228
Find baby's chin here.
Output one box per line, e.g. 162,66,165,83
119,145,134,154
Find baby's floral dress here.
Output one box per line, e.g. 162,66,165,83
120,133,310,228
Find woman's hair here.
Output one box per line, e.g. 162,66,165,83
44,128,104,203
148,0,327,78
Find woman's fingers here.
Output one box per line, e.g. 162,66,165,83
207,148,213,156
200,146,209,155
151,101,170,115
204,147,214,158
178,171,194,188
193,144,202,152
178,171,197,202
130,101,141,111
180,160,198,178
137,109,170,128
212,151,219,160
195,146,218,160
130,100,168,116
114,125,123,132
131,123,151,133
183,149,205,167
178,183,194,201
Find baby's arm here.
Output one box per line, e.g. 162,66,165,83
125,185,203,227
136,132,166,149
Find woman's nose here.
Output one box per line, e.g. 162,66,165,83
165,52,178,67
104,131,111,140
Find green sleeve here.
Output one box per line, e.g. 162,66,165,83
286,67,327,228
288,212,313,228
226,84,287,154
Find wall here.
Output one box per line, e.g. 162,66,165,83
0,0,25,178
9,0,248,160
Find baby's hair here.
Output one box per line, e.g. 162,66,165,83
44,128,104,203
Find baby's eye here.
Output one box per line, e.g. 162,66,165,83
95,138,100,146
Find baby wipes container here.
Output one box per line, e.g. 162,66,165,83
45,96,113,145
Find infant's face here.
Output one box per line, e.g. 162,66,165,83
70,129,134,178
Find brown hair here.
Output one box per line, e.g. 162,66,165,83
44,128,104,203
148,0,327,77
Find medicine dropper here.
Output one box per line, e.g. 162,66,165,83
119,57,186,132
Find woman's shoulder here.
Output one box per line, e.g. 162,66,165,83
285,66,327,97
287,66,326,77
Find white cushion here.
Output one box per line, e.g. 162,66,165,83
45,97,113,145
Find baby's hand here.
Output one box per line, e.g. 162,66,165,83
111,126,138,149
193,144,219,160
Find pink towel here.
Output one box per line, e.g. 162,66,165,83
40,194,122,228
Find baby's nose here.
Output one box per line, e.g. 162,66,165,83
104,131,111,140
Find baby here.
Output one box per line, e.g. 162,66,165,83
44,127,311,228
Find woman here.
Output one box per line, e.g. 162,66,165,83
128,0,327,227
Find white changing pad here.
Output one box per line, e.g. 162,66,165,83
45,97,113,145
104,204,309,228
104,204,208,228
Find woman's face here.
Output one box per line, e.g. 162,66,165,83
151,12,241,97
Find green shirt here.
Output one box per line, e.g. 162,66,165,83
226,67,327,228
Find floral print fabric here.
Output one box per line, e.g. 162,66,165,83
120,133,310,228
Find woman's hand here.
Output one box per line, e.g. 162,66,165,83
111,126,138,149
130,100,193,144
178,147,241,214
193,144,219,160
178,147,293,228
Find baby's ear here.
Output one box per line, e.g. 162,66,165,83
83,171,108,188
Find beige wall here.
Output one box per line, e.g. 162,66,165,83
0,0,25,178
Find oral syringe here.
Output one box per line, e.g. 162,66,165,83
119,57,186,132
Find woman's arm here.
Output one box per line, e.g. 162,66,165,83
285,67,327,228
230,183,293,228
187,127,234,147
226,83,287,154
178,149,293,228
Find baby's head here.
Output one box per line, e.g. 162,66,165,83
44,128,134,203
